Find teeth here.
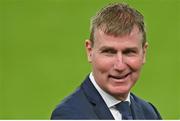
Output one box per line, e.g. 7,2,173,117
113,76,124,79
110,73,129,79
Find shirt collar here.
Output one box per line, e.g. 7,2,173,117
89,72,131,108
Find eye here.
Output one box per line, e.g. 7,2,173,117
100,48,117,56
102,49,116,54
123,49,138,56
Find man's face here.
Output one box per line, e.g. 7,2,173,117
86,26,148,100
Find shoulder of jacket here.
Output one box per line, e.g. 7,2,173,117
130,93,162,119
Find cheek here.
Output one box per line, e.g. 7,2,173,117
128,57,144,70
92,54,114,73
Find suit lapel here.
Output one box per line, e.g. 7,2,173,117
93,101,114,119
81,76,148,119
130,94,145,119
81,76,114,119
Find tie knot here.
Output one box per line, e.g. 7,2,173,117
115,101,133,120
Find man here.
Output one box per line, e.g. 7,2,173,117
51,3,162,120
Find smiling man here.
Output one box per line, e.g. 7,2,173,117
86,25,146,101
51,3,162,120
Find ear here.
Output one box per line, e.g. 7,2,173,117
142,42,148,64
85,40,93,63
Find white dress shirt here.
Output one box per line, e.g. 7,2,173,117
89,72,131,120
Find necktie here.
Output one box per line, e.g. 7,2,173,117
115,101,133,120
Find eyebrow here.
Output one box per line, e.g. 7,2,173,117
124,47,139,51
99,46,115,51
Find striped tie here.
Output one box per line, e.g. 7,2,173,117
115,101,133,120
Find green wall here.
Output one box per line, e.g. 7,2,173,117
0,0,179,119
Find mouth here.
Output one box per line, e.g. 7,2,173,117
109,72,131,82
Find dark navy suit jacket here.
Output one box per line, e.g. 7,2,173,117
51,76,162,119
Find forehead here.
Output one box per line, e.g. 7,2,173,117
94,26,143,47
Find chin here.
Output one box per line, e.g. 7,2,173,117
108,86,130,98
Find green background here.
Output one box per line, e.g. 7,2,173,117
0,0,179,119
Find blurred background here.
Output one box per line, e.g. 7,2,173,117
0,0,179,119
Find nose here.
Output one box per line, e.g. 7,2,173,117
113,53,126,72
